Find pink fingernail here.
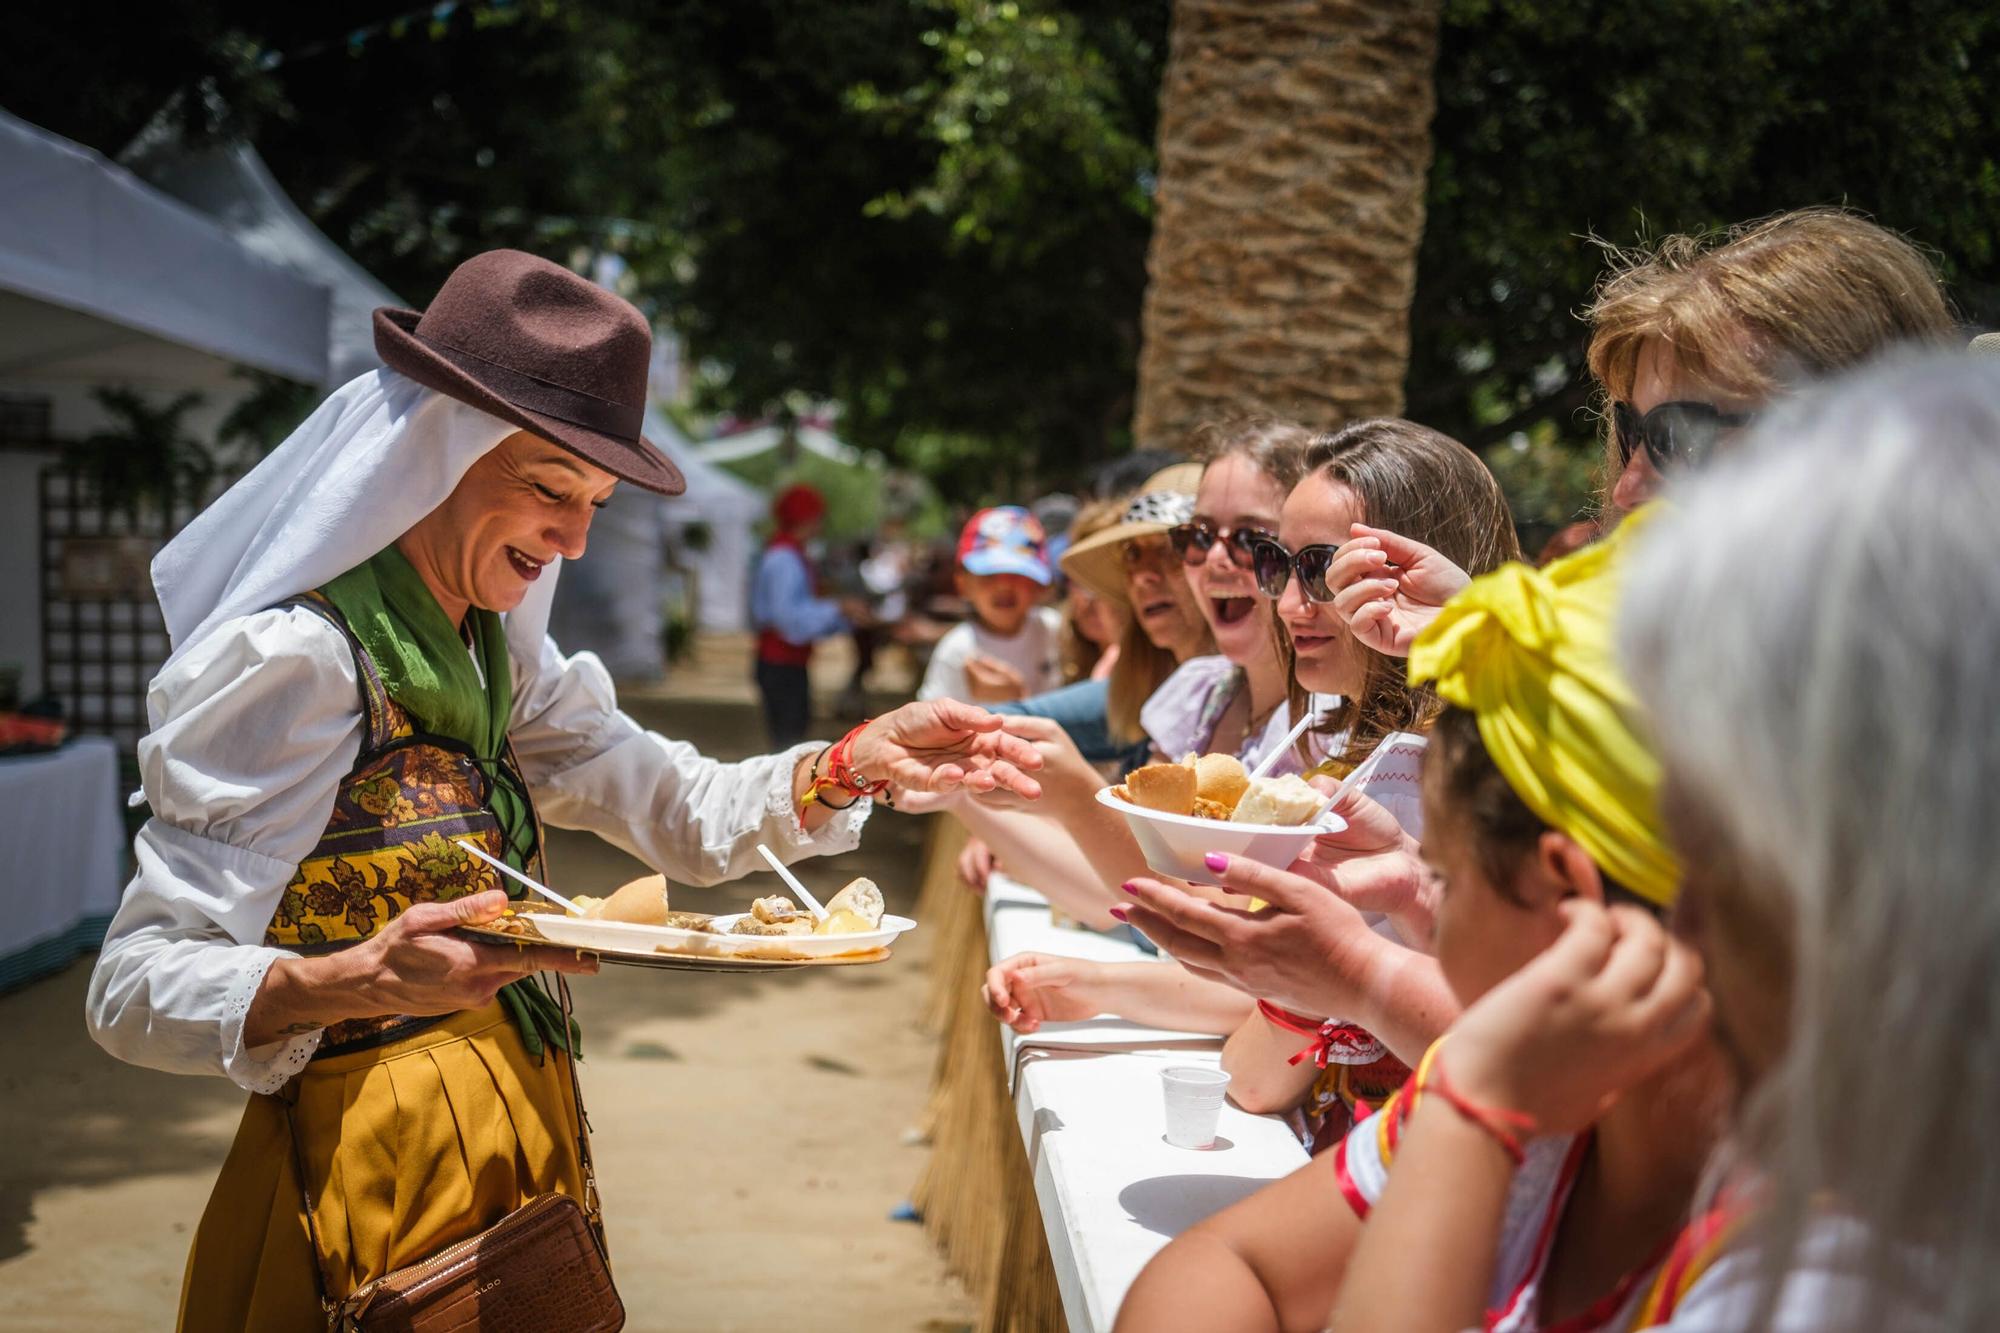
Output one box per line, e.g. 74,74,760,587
1121,881,1140,896
1204,852,1229,873
1108,906,1129,923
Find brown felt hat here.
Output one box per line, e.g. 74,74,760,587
374,249,684,495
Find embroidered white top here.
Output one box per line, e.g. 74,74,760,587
86,607,871,1096
1334,1078,1938,1330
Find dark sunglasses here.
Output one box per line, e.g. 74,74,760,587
1613,399,1753,472
1246,535,1344,602
1167,519,1269,569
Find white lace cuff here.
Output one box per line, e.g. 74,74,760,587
219,951,322,1094
763,742,872,854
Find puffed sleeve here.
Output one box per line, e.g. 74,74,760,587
507,633,870,885
85,607,365,1093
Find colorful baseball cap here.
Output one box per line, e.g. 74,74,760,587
957,506,1053,585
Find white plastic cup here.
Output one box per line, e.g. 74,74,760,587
1161,1066,1232,1149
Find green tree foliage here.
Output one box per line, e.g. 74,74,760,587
1410,0,2000,530
11,0,1998,528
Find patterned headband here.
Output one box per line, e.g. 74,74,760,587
1122,489,1194,526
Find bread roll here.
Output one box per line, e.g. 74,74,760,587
1123,761,1197,815
594,874,672,925
1229,774,1322,827
816,877,885,935
1192,753,1250,811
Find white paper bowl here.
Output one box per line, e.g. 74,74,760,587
1097,785,1345,886
523,911,916,960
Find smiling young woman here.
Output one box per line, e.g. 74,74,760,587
1148,419,1311,767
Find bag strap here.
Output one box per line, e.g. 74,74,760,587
281,975,607,1330
554,973,607,1247
280,1085,347,1329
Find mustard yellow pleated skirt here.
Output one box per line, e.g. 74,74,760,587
177,1003,587,1332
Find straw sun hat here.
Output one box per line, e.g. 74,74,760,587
1059,463,1202,605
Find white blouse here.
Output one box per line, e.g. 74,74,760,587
87,606,871,1095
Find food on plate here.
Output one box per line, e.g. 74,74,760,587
1112,754,1324,828
1119,760,1198,815
660,910,720,933
568,874,676,925
1188,752,1250,812
1229,773,1323,826
751,895,808,925
815,877,885,936
732,895,814,937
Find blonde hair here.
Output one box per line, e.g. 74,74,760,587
1586,207,1955,484
1058,495,1133,683
1106,612,1189,744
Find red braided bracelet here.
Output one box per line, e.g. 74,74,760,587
799,721,890,827
1415,1053,1538,1165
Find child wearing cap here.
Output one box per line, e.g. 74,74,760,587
917,506,1064,705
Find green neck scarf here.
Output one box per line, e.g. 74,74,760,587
319,544,578,1059
321,543,511,758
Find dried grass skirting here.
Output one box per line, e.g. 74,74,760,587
911,817,1068,1331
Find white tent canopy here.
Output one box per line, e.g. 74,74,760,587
119,123,400,389
657,410,766,633
0,109,328,386
694,422,871,467
548,404,767,675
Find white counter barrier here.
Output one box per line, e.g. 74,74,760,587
982,872,1310,1332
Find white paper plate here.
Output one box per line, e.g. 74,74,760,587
522,910,916,961
1097,785,1345,886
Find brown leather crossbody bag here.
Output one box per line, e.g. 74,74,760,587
284,979,624,1332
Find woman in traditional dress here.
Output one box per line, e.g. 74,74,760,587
85,250,1043,1330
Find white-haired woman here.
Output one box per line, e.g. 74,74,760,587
1618,353,2000,1329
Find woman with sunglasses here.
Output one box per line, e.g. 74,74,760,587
914,423,1315,928
1324,207,1956,659
1202,420,1522,1127
992,422,1523,1138
1148,420,1315,769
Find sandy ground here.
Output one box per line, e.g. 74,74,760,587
0,635,976,1331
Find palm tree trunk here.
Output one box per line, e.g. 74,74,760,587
1133,0,1443,445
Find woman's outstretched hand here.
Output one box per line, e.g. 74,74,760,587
855,698,1046,801
1327,524,1473,658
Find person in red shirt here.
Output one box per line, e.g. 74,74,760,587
751,484,852,747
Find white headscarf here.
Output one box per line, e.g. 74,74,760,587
153,368,560,671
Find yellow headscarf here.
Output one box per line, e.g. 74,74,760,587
1406,507,1679,907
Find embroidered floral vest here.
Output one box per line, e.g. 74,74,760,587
264,594,544,1052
